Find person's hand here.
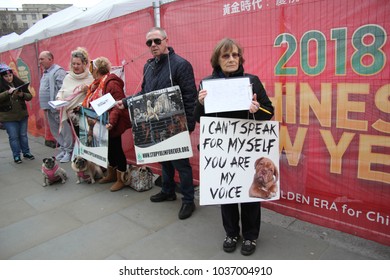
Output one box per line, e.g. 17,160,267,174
80,84,89,93
198,89,207,105
106,123,113,130
87,117,97,126
116,100,125,110
8,87,16,95
249,93,260,114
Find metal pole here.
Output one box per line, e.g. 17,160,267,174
153,1,161,27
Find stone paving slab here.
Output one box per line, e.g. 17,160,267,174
0,131,389,260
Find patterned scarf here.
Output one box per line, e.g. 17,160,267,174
82,74,108,108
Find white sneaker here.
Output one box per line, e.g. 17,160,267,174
60,152,71,163
55,150,66,160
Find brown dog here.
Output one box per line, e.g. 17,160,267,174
71,156,103,184
249,157,278,199
41,157,67,187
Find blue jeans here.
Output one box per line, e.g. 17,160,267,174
3,117,31,158
161,158,194,203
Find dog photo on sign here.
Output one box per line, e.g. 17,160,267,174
249,157,279,199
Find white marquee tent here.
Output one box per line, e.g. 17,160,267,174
0,0,169,53
0,32,20,50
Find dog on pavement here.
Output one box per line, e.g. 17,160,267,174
41,157,67,187
249,157,278,199
71,156,103,184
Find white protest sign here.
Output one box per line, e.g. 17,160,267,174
202,77,252,114
127,86,193,164
90,93,116,116
48,100,69,109
199,116,280,205
72,107,109,168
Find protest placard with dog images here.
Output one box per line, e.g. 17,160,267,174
72,107,109,168
127,86,193,164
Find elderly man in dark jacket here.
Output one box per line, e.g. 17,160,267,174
119,27,197,220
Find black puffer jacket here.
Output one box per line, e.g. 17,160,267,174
194,65,274,122
124,47,197,132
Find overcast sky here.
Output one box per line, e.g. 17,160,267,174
0,0,103,8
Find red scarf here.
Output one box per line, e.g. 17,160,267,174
82,74,108,108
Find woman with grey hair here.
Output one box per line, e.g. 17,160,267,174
194,38,274,256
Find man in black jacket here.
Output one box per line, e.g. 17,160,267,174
118,27,197,219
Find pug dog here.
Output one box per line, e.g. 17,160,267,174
41,157,67,187
71,156,103,184
249,157,278,199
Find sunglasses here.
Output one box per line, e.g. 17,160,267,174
89,60,98,74
89,61,94,73
221,52,241,60
146,38,166,47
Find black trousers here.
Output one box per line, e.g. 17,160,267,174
221,202,261,240
108,136,127,172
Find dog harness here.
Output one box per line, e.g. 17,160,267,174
77,171,91,180
42,164,61,182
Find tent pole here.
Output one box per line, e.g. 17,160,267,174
34,39,41,79
153,1,161,27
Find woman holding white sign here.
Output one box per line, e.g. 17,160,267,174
84,57,131,192
194,38,274,256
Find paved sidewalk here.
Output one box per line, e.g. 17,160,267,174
0,130,389,260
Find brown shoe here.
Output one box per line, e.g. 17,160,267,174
110,170,126,192
99,166,117,184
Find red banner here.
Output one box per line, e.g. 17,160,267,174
1,0,389,245
160,0,390,245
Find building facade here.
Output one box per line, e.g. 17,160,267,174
0,4,71,36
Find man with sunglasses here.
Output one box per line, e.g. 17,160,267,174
119,27,197,220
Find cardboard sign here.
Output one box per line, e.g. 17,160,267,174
202,77,252,114
127,86,193,164
48,100,69,109
199,116,280,205
90,93,116,116
72,107,109,167
14,82,30,92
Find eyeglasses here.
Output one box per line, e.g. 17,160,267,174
146,38,166,47
221,52,241,60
